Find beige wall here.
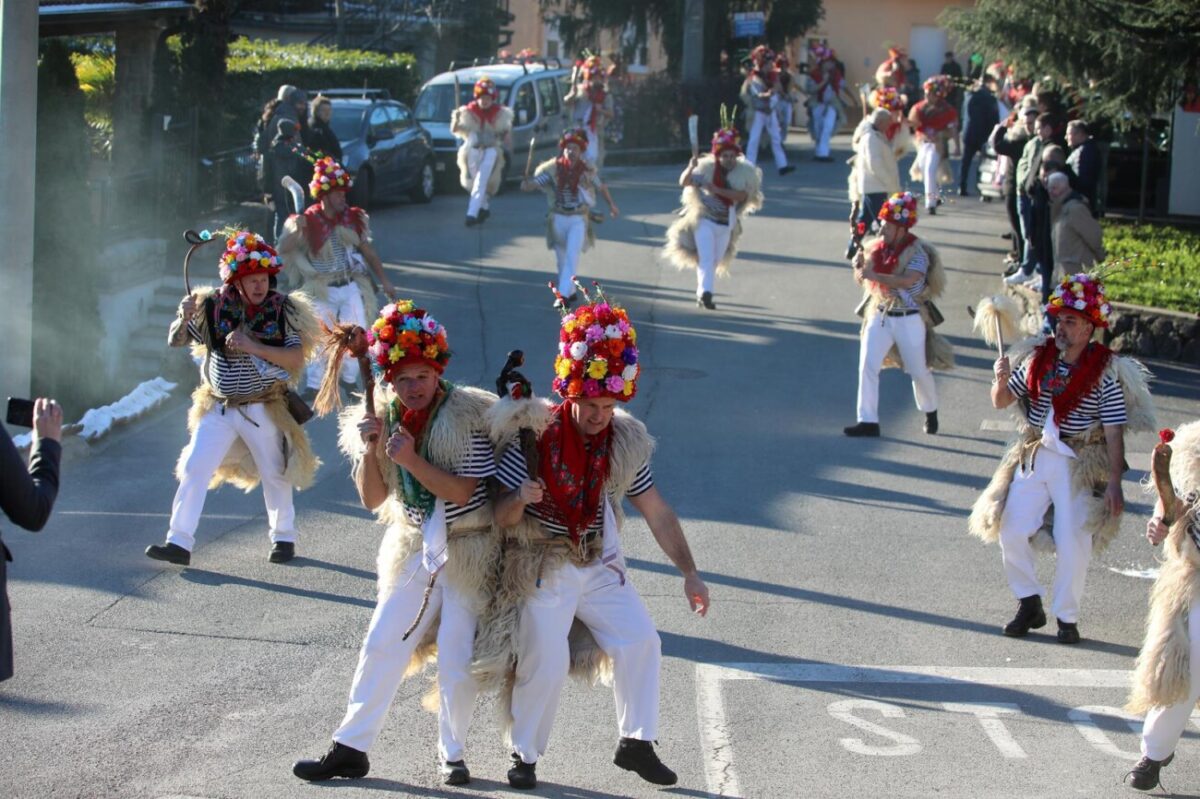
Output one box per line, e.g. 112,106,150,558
506,0,668,73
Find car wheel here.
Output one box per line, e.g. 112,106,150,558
353,169,373,210
410,161,435,204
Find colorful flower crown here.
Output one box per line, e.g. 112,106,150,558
1046,273,1112,328
218,230,282,284
551,281,639,402
878,191,918,228
474,77,498,99
310,156,353,199
366,299,452,381
810,43,835,63
711,127,741,155
923,75,954,100
871,86,905,112
581,55,605,81
560,127,589,152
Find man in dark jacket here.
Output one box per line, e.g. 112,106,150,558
1,399,63,681
264,119,311,243
991,99,1037,272
1066,120,1100,215
959,76,1001,196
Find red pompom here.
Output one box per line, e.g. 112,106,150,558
1160,428,1176,445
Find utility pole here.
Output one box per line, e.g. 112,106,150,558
335,0,346,48
681,0,704,82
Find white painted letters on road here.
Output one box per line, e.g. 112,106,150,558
942,702,1028,758
1068,705,1143,760
828,699,922,756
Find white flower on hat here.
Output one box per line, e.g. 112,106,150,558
1101,303,1111,315
421,316,439,334
622,364,638,381
1074,299,1086,310
604,324,622,340
569,341,588,360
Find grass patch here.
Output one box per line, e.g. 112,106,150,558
1101,220,1200,314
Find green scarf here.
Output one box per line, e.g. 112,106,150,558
388,380,454,520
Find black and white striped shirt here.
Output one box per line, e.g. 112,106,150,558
1008,361,1127,434
533,169,590,212
401,433,496,525
692,173,731,225
495,445,654,538
309,233,352,277
188,319,298,399
888,247,928,310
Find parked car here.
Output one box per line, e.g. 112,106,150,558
321,89,436,208
413,60,573,190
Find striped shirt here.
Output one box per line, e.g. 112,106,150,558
309,233,353,277
188,319,298,399
533,169,590,212
1008,360,1127,434
496,445,654,538
401,433,496,525
886,246,928,310
692,173,731,225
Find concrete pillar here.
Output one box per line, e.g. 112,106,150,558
112,22,158,180
681,0,704,82
0,1,38,404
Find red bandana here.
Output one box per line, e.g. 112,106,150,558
535,400,612,543
914,100,957,136
555,155,587,194
1026,339,1113,421
397,386,444,447
869,232,917,272
711,164,734,207
885,120,903,141
467,100,501,127
302,203,366,255
586,85,607,131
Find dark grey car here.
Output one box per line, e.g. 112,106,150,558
327,96,437,208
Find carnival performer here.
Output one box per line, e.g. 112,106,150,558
472,283,710,790
662,122,764,310
809,43,849,163
564,56,614,171
845,91,906,259
146,230,320,566
292,301,500,786
740,46,794,175
875,46,907,90
451,77,514,227
773,52,799,141
1125,422,1200,791
969,272,1155,644
908,75,959,213
278,156,397,396
845,192,951,438
521,128,618,306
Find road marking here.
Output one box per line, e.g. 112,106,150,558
829,699,922,756
942,702,1027,758
981,419,1018,432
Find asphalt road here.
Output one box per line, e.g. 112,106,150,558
3,133,1200,799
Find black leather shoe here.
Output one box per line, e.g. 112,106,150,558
441,759,470,785
843,422,881,437
927,205,937,215
478,208,490,222
465,215,478,227
779,165,796,176
924,411,939,435
293,741,369,781
1003,595,1047,637
507,754,537,789
958,187,971,197
1056,619,1081,644
614,738,678,786
269,542,295,563
698,291,716,310
145,543,190,566
1126,753,1173,791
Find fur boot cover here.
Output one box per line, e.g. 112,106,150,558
858,238,954,371
661,155,764,277
451,105,513,194
471,396,656,745
1128,420,1200,713
533,157,596,253
277,214,379,319
968,336,1156,554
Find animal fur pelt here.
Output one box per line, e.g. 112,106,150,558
277,214,379,319
858,238,954,371
471,396,656,745
451,105,513,194
533,157,596,253
968,336,1157,554
661,155,764,278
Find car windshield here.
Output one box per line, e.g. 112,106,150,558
329,106,364,141
414,82,510,122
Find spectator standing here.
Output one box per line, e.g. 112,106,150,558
1065,120,1100,214
940,51,965,136
846,108,901,258
1029,145,1069,300
959,75,1001,196
1,399,63,682
269,85,309,149
253,98,282,192
307,95,343,162
1048,172,1105,283
264,119,310,243
992,98,1037,272
1004,111,1062,287
904,59,921,111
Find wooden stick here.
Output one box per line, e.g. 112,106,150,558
1152,443,1178,531
994,316,1005,359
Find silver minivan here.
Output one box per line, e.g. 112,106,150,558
414,60,573,189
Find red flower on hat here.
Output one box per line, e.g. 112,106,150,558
309,156,353,199
877,192,918,228
1160,428,1175,445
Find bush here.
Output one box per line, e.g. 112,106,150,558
1102,220,1200,314
69,51,115,157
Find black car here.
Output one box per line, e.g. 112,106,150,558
324,92,437,209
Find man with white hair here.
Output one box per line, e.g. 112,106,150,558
845,108,902,258
1047,171,1105,282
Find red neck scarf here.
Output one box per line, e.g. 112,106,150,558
1026,339,1113,421
869,232,917,274
556,155,587,194
885,120,903,141
302,203,365,255
711,163,734,207
535,400,612,543
916,100,956,135
467,100,501,127
585,85,607,130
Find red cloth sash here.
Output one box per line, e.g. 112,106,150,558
302,203,366,255
535,400,612,543
1026,339,1113,422
586,86,607,131
914,100,957,137
555,155,587,195
711,164,734,207
467,100,501,127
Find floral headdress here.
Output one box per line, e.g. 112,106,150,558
712,104,741,155
750,45,774,65
923,75,954,100
516,48,539,63
366,299,452,382
309,155,353,199
218,230,282,285
871,86,905,112
560,127,589,152
581,54,605,81
473,77,498,100
550,281,640,402
877,191,919,228
1046,272,1112,328
810,42,835,63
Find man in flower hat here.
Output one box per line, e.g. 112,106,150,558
970,272,1155,644
908,75,959,213
845,191,951,438
278,155,397,397
662,122,764,310
807,42,849,163
451,77,513,226
564,55,614,170
522,129,618,306
740,45,794,174
293,300,500,786
473,283,711,790
146,231,321,566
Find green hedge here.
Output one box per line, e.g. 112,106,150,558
1102,220,1200,315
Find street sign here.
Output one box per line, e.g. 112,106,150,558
733,11,765,38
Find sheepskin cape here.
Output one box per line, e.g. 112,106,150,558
661,155,764,278
277,212,378,316
846,120,911,204
472,396,656,744
533,157,596,253
176,287,322,492
968,336,1156,554
451,105,513,194
1129,420,1200,713
857,236,954,371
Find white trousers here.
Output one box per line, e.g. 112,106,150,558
856,312,938,423
812,102,838,158
307,281,367,390
777,102,794,139
917,141,940,208
694,217,732,296
167,402,295,551
466,147,498,218
1141,603,1200,760
746,111,787,169
510,559,662,764
552,213,587,297
333,553,480,761
997,447,1093,623
584,131,600,168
